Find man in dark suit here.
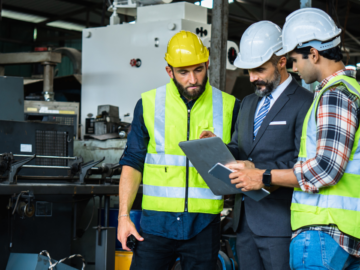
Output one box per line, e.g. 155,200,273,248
201,21,313,270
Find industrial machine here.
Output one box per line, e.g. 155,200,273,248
85,104,131,139
0,120,124,182
24,100,80,138
81,1,239,134
94,105,120,135
0,120,124,269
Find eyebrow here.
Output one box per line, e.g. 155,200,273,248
252,67,265,72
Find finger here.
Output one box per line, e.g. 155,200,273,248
238,163,245,169
229,172,237,179
199,131,209,139
132,230,144,241
235,161,246,168
227,164,244,171
230,178,242,184
235,183,245,189
120,238,131,251
229,171,243,179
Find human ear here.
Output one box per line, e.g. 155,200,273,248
165,66,174,79
309,48,320,64
278,56,287,69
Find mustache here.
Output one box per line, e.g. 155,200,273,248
252,80,268,87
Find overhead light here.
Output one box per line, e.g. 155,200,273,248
2,9,47,23
46,21,85,32
33,28,38,41
2,9,84,32
356,63,360,68
345,65,357,71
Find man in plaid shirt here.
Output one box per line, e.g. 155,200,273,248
227,8,360,269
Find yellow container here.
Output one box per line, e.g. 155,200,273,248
115,251,133,270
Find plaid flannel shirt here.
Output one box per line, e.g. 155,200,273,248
293,69,360,257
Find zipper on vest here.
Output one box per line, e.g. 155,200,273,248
185,109,191,212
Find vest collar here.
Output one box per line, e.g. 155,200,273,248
168,78,211,103
318,75,360,98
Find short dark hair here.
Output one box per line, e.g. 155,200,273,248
293,45,343,62
269,54,284,66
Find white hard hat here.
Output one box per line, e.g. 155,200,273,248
234,21,282,69
276,8,342,56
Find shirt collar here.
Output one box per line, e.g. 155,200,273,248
315,69,356,93
269,73,292,101
181,95,197,109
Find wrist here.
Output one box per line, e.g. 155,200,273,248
118,214,130,219
262,169,272,187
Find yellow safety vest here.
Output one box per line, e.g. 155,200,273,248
291,75,360,238
141,79,235,214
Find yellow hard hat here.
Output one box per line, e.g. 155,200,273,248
165,30,209,68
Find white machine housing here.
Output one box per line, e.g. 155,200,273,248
81,2,237,135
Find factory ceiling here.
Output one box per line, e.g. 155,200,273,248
1,0,360,60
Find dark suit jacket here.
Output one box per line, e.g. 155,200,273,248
228,77,314,237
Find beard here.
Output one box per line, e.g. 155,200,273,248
173,72,208,100
252,68,281,98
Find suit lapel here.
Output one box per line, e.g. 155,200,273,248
244,95,260,154
248,79,298,155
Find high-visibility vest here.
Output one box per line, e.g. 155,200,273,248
291,75,360,238
141,79,236,214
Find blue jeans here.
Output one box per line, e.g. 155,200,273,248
290,231,360,270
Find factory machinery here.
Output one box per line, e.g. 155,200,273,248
0,118,130,270
0,0,239,269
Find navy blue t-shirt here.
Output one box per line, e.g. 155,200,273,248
120,94,240,240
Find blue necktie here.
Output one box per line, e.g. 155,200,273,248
253,94,273,140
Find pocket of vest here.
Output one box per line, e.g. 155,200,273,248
143,164,169,186
143,164,186,188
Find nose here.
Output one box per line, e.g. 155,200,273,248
189,72,197,84
249,71,258,83
292,62,298,72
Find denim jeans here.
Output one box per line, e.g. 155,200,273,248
290,231,360,270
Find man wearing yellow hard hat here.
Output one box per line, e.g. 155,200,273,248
117,30,240,269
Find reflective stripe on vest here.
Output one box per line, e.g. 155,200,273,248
291,75,360,238
154,85,166,153
145,153,194,167
292,191,360,212
143,185,222,200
